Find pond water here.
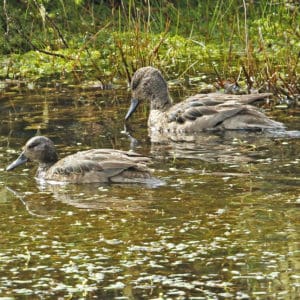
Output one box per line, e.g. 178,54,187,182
0,82,299,299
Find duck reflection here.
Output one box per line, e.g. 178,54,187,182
39,182,159,211
123,124,300,165
6,178,162,216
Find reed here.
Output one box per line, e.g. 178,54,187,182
0,0,298,99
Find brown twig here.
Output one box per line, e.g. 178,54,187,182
213,66,224,88
278,75,296,97
116,39,131,84
149,20,170,62
77,22,111,52
31,0,68,48
8,7,73,60
241,64,253,92
15,23,73,59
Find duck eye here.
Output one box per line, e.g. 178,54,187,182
28,142,39,149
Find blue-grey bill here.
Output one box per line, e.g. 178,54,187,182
125,98,139,120
6,152,28,171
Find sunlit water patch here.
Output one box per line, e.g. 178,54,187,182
0,85,299,299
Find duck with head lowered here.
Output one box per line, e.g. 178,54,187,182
125,67,284,141
6,136,153,184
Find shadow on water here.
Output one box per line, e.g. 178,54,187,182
0,84,299,299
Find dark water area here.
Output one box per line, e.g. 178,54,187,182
0,82,299,299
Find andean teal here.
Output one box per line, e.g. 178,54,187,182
125,67,284,139
6,136,152,183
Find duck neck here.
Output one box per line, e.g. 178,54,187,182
36,152,58,177
151,93,172,112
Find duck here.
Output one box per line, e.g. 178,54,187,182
6,136,153,184
125,67,284,138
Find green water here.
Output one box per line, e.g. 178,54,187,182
0,83,299,299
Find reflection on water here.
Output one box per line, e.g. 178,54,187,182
0,84,299,299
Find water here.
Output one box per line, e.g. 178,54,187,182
0,82,299,299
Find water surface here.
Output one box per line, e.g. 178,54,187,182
0,83,299,299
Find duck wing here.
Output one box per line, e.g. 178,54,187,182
168,92,273,123
167,100,283,130
75,149,151,164
46,149,151,183
180,92,273,106
168,102,244,127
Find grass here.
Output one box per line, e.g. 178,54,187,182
0,0,299,99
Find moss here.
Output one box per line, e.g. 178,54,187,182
0,0,298,95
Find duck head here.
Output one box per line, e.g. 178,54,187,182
6,136,58,171
125,67,172,121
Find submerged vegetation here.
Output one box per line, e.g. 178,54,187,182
0,0,299,98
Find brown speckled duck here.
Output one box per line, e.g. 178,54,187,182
125,67,284,140
6,136,152,183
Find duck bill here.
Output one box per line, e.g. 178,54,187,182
6,152,28,171
125,98,139,121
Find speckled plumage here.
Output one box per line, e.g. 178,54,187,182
125,67,284,140
6,136,152,183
